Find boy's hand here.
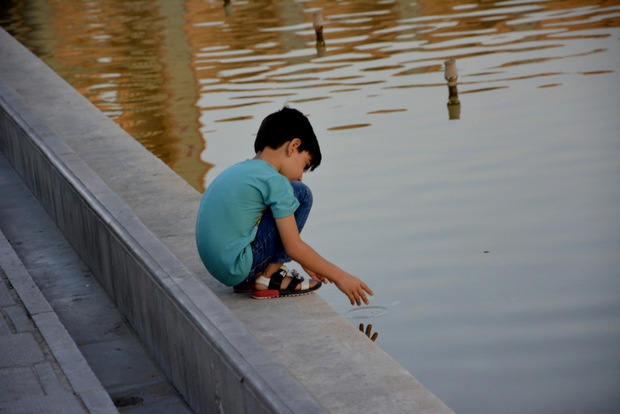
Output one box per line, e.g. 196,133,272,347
335,273,373,306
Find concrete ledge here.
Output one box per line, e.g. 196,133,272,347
0,28,454,414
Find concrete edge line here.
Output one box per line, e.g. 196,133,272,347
0,77,328,413
0,228,120,414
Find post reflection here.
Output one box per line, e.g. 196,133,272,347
444,59,461,120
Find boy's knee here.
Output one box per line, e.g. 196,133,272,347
291,180,312,206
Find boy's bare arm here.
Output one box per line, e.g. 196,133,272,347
275,215,373,306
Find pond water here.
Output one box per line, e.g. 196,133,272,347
2,1,619,412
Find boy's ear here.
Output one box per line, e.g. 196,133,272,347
288,138,301,154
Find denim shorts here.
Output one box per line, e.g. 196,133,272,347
244,180,313,283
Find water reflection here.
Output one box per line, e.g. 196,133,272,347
444,59,461,119
0,0,211,191
2,1,619,413
3,0,618,188
359,323,379,343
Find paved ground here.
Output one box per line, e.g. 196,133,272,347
0,232,111,414
0,152,192,413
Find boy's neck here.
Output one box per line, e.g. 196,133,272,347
253,147,283,173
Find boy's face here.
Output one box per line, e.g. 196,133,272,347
281,146,313,182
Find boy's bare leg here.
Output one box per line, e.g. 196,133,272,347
262,262,282,278
253,262,319,291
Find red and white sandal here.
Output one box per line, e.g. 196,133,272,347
251,267,321,299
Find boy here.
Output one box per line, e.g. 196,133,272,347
196,106,372,306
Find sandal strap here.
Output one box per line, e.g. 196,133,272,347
286,269,312,292
254,276,271,288
285,271,302,292
267,268,287,290
256,267,311,292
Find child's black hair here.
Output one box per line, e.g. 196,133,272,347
254,106,322,171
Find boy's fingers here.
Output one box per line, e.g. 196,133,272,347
354,290,362,306
348,293,369,306
354,287,366,306
360,291,369,305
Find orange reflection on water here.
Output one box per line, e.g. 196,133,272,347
2,0,210,191
1,0,618,191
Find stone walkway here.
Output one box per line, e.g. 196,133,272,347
0,229,117,413
0,152,192,413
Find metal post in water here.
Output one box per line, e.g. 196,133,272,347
313,11,325,46
444,59,461,119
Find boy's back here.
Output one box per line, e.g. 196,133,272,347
196,159,299,286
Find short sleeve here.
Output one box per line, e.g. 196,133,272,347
264,174,300,218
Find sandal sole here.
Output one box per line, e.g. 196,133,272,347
251,284,321,299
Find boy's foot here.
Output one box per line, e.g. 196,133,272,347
252,267,321,299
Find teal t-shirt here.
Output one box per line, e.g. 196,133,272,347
195,159,300,286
